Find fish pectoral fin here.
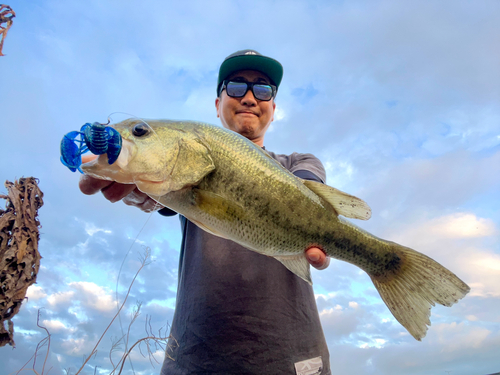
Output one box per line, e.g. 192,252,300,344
168,138,216,191
274,254,312,285
302,179,372,220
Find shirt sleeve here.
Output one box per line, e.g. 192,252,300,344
158,207,178,216
293,169,323,182
286,152,327,184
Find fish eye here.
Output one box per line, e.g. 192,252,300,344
132,123,150,137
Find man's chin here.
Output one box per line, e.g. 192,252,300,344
233,121,258,134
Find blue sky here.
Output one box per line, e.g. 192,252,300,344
1,1,499,374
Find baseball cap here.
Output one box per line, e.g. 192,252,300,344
217,49,284,95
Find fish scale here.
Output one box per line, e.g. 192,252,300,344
80,118,470,341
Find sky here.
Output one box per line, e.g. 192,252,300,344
1,0,499,374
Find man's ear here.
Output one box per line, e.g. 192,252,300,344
215,97,220,118
271,100,276,122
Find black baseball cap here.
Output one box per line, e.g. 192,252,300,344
217,49,284,95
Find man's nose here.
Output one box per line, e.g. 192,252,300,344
240,88,257,106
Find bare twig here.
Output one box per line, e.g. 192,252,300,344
13,248,173,374
74,249,152,375
0,4,15,56
35,311,51,375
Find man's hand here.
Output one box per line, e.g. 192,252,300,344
79,175,161,213
306,247,330,270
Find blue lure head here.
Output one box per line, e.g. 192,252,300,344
60,122,122,173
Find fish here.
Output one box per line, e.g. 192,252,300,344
81,118,470,341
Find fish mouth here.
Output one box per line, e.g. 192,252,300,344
81,154,98,164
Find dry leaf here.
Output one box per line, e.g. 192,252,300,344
0,177,43,347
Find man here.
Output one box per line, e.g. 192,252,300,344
80,50,331,374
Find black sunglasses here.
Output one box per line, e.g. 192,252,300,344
219,80,276,101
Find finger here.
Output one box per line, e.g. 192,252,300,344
138,199,163,213
306,247,330,270
122,188,149,206
101,182,136,203
79,175,113,195
123,189,162,212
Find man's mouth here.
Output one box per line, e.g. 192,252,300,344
236,110,258,116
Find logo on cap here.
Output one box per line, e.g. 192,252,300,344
245,51,257,55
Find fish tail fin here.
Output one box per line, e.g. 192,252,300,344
370,243,470,341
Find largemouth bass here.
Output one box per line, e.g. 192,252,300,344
82,118,470,341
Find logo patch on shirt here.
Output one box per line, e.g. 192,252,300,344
295,356,323,375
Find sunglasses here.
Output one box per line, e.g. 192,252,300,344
220,80,276,101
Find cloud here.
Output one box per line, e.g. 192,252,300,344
69,281,116,313
431,322,491,352
26,285,47,300
41,319,75,334
47,290,75,310
379,211,500,298
429,213,497,238
391,212,497,243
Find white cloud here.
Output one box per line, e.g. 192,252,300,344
47,291,75,308
474,256,500,272
27,285,47,300
432,322,491,352
69,281,116,313
60,337,93,356
427,213,497,239
83,221,113,236
385,212,500,297
41,319,75,333
274,106,286,122
314,291,337,301
359,338,387,349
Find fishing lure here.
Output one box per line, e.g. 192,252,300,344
60,121,122,173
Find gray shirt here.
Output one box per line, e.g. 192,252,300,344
160,151,331,375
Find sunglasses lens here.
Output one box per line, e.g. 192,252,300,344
224,81,274,101
253,85,273,100
226,82,248,97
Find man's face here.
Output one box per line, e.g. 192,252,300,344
215,70,276,146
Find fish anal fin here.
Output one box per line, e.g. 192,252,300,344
302,179,372,220
274,254,312,285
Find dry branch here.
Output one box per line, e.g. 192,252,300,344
0,177,44,347
0,4,15,56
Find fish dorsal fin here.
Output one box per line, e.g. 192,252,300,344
302,180,372,220
274,254,312,285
